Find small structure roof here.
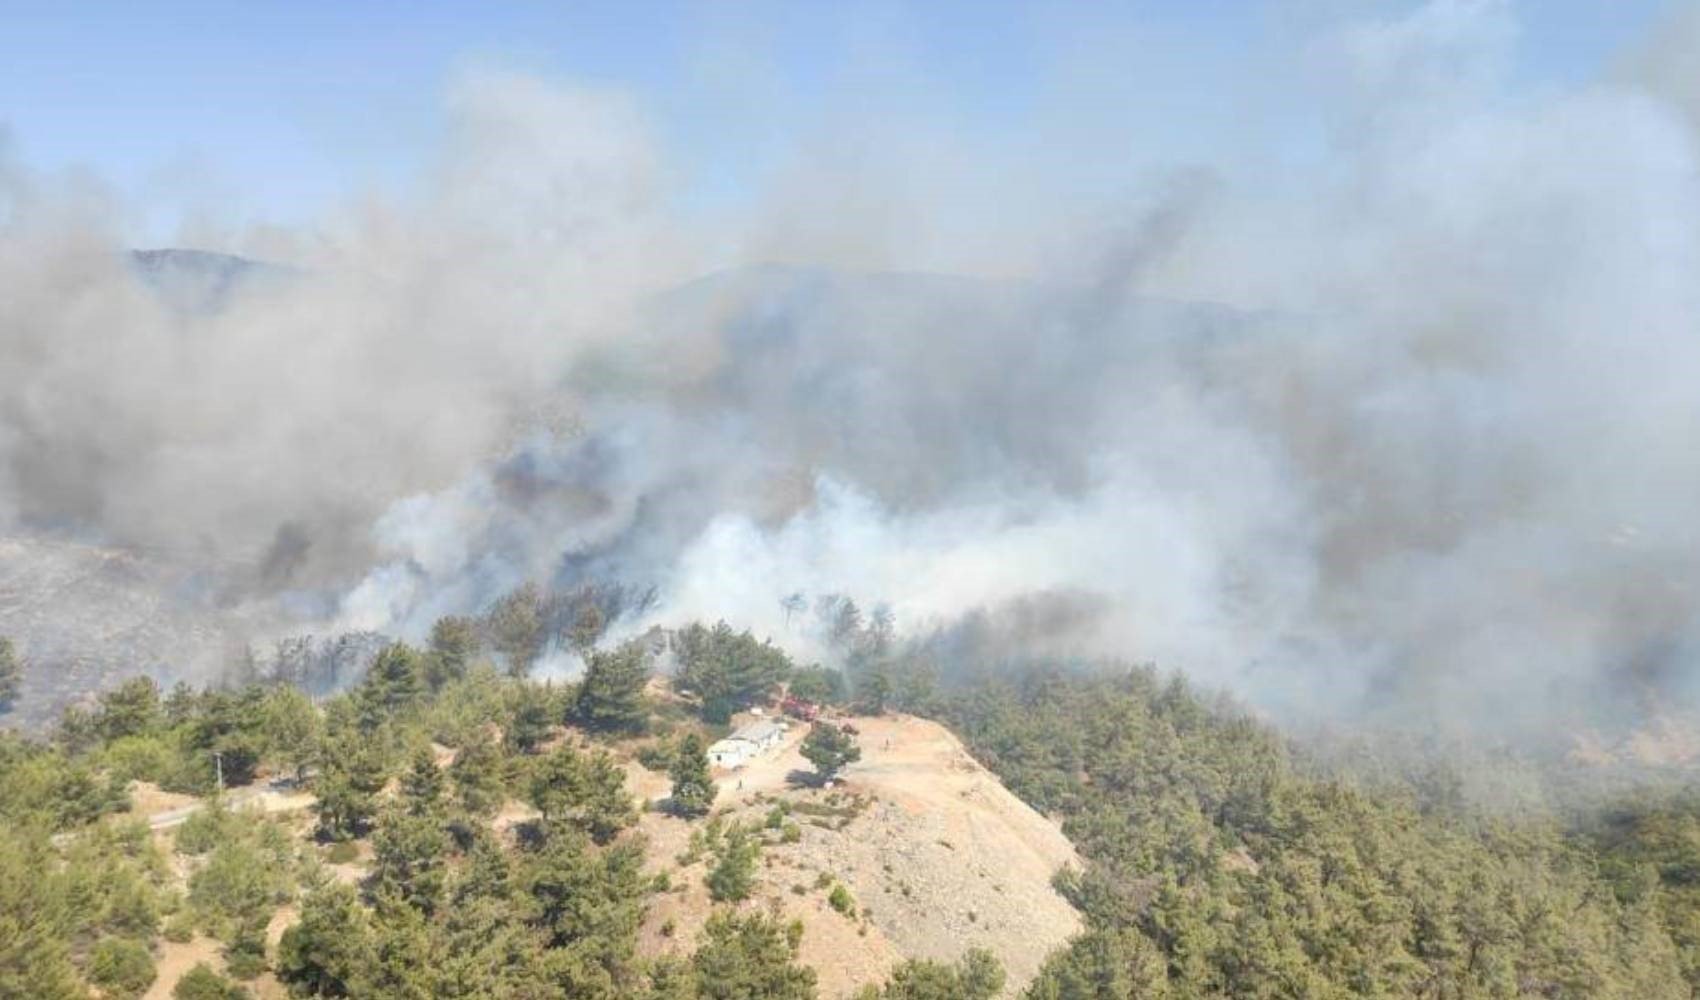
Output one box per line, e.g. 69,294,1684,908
727,718,786,745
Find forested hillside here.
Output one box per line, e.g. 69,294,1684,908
5,615,1700,998
941,668,1700,998
0,617,1013,1000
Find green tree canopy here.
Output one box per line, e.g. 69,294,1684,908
705,824,759,903
313,723,388,841
87,938,156,999
96,677,163,743
358,643,426,727
690,910,817,1000
672,621,794,723
172,963,250,1000
277,883,374,997
800,723,861,783
859,949,1004,1000
425,615,481,690
576,642,650,734
786,666,845,707
506,683,556,754
668,733,715,819
369,806,452,914
450,730,509,818
400,744,444,816
259,686,321,783
528,744,635,844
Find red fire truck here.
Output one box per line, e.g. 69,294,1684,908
780,695,820,721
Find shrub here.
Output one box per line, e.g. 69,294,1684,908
173,963,250,1000
103,733,179,784
163,911,196,943
87,938,156,998
828,883,855,916
706,825,760,903
174,802,232,855
324,840,359,864
635,741,674,771
225,944,266,981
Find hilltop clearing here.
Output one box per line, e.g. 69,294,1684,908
630,713,1081,997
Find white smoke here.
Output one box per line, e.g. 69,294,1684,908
5,2,1700,740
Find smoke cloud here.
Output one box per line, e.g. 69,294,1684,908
3,2,1699,742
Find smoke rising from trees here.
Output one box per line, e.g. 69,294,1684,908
4,2,1700,740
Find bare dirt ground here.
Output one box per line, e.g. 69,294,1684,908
141,933,223,1000
635,712,1082,998
142,932,289,1000
133,783,313,999
126,778,318,832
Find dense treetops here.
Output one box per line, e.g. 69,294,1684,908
6,604,1700,999
943,666,1700,999
672,621,793,723
0,611,984,999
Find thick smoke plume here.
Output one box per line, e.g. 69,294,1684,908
3,2,1699,743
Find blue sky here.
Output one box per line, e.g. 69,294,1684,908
0,0,1677,243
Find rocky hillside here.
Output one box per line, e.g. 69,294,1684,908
628,713,1082,997
0,536,243,727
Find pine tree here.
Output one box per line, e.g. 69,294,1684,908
800,723,861,783
671,621,793,723
452,832,513,907
258,686,321,783
425,615,480,690
87,938,156,997
486,582,544,677
277,883,374,997
868,950,1005,1000
706,824,759,903
568,602,606,652
506,684,554,754
576,641,650,734
528,743,589,825
400,745,443,817
690,910,817,1000
0,829,82,999
450,731,508,818
95,676,162,742
314,727,389,840
171,963,249,1000
369,806,451,914
668,734,715,818
358,643,425,726
528,744,635,843
521,828,648,963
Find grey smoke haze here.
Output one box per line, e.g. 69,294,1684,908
3,2,1699,740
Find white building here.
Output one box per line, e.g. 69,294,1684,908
707,719,788,769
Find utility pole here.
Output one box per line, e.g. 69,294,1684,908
213,750,224,792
